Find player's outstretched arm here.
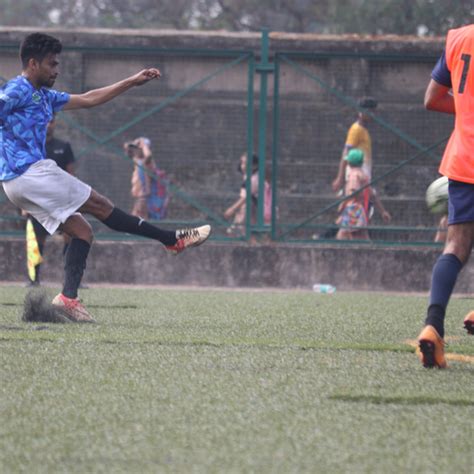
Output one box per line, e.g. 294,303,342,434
64,68,161,110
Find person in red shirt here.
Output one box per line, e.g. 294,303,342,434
417,24,474,369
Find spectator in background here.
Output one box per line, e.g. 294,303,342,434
125,137,169,220
336,148,390,240
224,152,272,237
25,115,76,286
332,96,378,193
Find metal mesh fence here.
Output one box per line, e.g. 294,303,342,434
272,52,453,245
0,43,455,245
0,46,255,240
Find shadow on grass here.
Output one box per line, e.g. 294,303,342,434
1,302,138,309
329,394,474,407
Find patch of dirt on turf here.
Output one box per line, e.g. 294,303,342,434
22,290,71,324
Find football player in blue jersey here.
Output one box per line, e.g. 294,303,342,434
0,32,211,322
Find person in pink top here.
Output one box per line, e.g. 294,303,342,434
336,148,390,240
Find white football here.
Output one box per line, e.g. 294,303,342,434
426,176,449,214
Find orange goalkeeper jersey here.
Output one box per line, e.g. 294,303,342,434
439,24,474,183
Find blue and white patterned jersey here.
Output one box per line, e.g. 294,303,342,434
0,76,70,181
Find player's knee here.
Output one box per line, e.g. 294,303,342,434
444,240,471,264
444,226,474,264
74,219,94,244
457,248,471,265
83,221,94,244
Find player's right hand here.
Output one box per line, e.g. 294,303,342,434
132,68,161,86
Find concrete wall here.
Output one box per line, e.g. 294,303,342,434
0,27,444,54
2,237,474,294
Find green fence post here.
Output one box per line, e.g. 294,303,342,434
271,54,281,241
245,54,256,241
254,28,274,236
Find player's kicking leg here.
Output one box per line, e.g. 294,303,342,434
165,227,211,254
79,189,211,254
53,190,211,322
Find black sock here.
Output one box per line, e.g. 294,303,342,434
101,208,177,246
63,239,90,299
425,253,463,338
425,304,446,338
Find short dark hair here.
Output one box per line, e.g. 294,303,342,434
237,152,259,173
20,33,62,68
358,96,378,110
251,153,259,171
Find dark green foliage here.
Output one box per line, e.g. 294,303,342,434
0,0,473,35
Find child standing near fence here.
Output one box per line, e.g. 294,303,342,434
224,152,273,237
336,148,390,240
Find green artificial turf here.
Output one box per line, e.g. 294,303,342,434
0,286,473,473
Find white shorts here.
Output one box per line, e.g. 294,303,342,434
2,159,91,234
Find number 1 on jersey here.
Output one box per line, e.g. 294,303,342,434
459,53,471,94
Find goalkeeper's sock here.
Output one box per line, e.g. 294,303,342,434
101,207,177,246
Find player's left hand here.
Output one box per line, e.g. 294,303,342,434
132,68,161,86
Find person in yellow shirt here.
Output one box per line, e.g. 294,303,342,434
332,97,377,193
